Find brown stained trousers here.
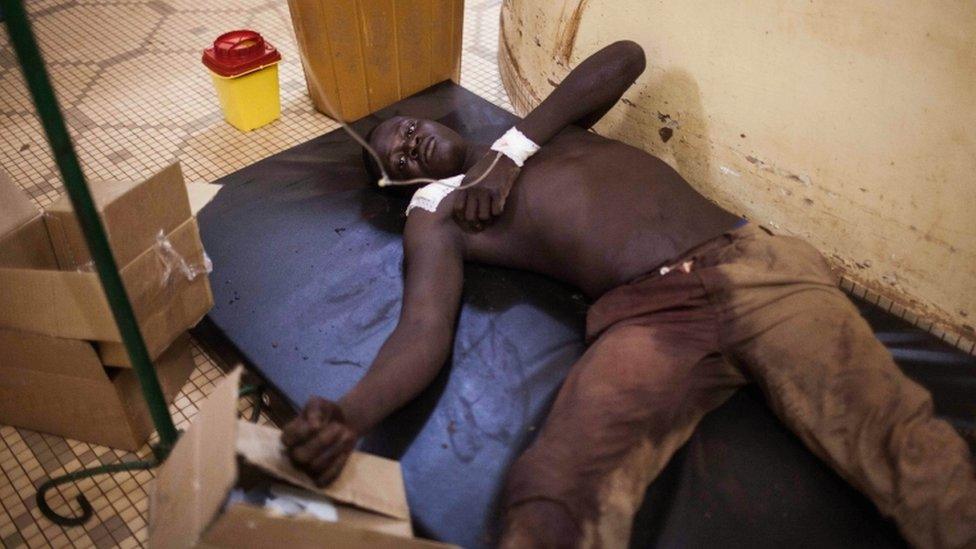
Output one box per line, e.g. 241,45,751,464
502,224,976,549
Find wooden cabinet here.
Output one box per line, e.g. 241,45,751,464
288,0,464,121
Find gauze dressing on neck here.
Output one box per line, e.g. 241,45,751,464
406,174,465,215
490,127,540,167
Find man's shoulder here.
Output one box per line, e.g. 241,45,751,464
406,176,462,216
403,192,462,245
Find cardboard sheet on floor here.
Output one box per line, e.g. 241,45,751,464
196,82,975,548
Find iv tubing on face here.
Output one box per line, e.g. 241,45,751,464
298,48,505,191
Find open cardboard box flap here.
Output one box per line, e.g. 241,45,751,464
151,369,241,548
235,421,410,521
44,163,192,269
0,169,59,270
185,181,222,217
0,169,40,236
152,368,427,549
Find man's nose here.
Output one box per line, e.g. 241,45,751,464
407,135,421,158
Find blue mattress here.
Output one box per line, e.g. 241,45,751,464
196,82,974,548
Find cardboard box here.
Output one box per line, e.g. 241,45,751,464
97,180,214,367
0,166,213,358
96,340,138,368
44,163,192,270
0,169,59,269
151,369,453,548
0,217,212,358
0,330,195,450
0,216,60,270
97,324,202,368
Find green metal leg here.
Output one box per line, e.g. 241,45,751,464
1,0,179,450
35,459,159,526
2,0,181,525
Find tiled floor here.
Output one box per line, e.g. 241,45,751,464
0,0,509,547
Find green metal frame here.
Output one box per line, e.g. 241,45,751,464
2,0,178,525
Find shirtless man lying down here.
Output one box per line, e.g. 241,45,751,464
281,41,976,548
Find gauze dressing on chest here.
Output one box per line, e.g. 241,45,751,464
406,174,464,215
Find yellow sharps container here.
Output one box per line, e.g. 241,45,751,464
202,30,282,132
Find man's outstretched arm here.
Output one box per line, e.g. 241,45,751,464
282,213,464,485
456,40,646,223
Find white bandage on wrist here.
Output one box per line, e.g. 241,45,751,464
490,127,540,167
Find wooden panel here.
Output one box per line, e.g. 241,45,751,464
320,0,371,119
429,0,457,82
289,0,464,120
287,0,341,117
450,0,465,82
395,0,435,97
356,0,401,113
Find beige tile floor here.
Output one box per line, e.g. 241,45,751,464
0,0,509,547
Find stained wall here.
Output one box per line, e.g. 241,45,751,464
499,0,976,338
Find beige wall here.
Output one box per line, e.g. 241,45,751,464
500,0,976,339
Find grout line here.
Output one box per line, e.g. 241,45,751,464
837,278,976,356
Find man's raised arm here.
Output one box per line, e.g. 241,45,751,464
456,40,646,224
518,40,646,143
281,213,464,486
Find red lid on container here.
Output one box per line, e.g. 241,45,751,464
202,30,281,77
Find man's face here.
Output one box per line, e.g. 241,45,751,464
369,116,467,181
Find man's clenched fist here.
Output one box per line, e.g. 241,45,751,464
281,396,359,487
453,152,520,230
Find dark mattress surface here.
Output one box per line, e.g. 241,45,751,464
197,82,975,548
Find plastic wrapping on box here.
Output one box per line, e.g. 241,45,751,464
251,483,341,522
154,228,212,284
73,229,213,285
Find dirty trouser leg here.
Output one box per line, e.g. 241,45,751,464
499,317,745,548
712,231,976,548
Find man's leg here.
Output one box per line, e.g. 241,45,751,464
499,322,745,548
721,236,976,548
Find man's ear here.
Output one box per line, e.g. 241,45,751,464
362,124,384,185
